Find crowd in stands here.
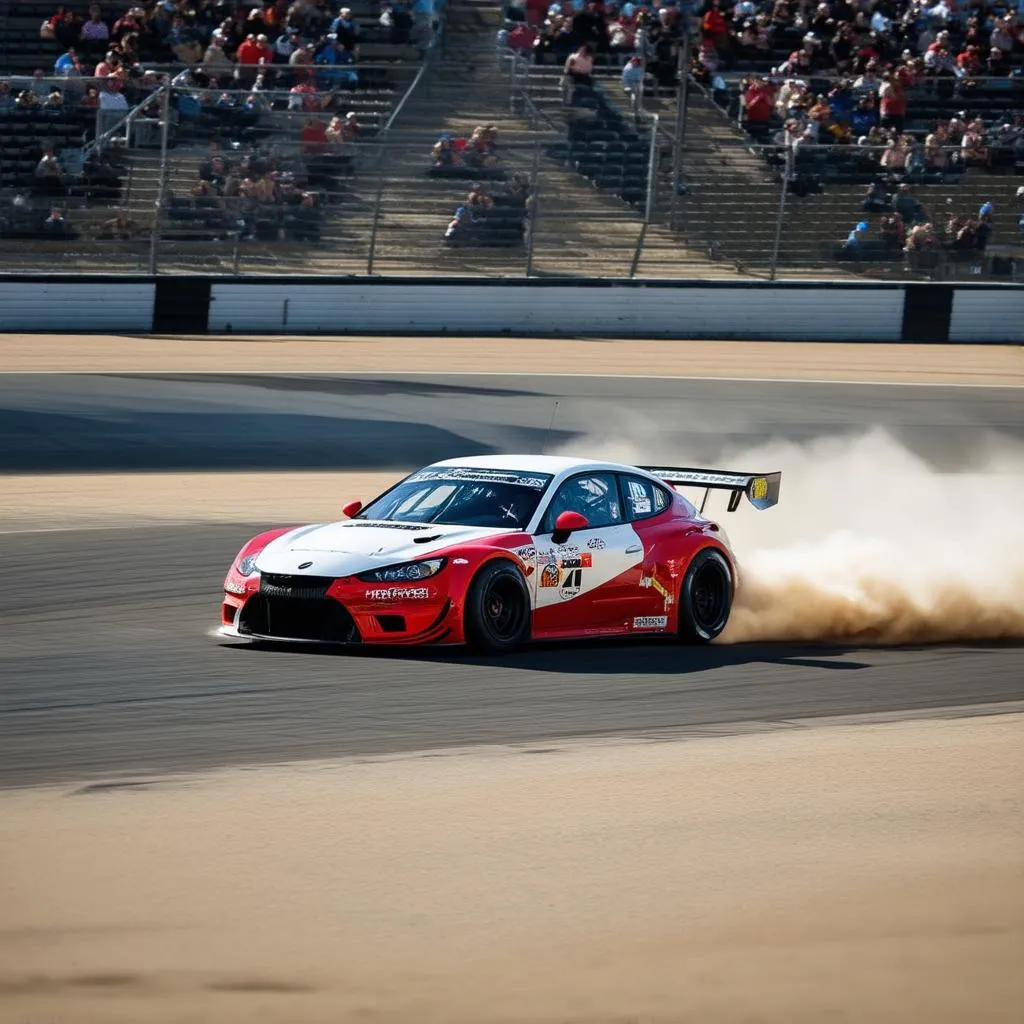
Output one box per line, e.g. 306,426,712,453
2,2,431,244
429,124,506,178
443,172,532,245
164,137,327,240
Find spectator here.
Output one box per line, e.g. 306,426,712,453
35,147,65,195
80,5,111,45
30,70,50,103
561,43,594,104
862,180,890,213
1018,186,1024,245
432,133,460,167
42,208,74,238
501,20,537,58
98,212,138,239
879,213,906,253
0,82,13,112
339,110,360,142
53,47,78,75
878,72,906,134
842,219,870,253
742,74,776,140
274,29,301,63
203,35,235,84
330,7,361,54
976,203,993,252
301,117,328,156
42,8,82,49
288,77,321,111
94,50,119,77
895,184,927,226
622,56,647,117
98,75,128,112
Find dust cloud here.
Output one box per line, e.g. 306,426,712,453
554,427,1024,646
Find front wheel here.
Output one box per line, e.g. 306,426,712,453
677,548,733,643
463,561,532,654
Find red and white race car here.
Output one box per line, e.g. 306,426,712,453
219,455,780,653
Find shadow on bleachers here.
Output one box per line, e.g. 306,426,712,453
543,81,652,209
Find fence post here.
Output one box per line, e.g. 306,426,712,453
643,113,659,225
668,33,690,231
525,138,540,278
366,142,387,275
147,83,171,276
769,145,792,281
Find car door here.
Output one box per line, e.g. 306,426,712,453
618,473,678,631
530,471,645,637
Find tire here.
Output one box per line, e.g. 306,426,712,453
463,560,532,654
677,548,734,644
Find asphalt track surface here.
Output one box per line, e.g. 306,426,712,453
2,372,1022,787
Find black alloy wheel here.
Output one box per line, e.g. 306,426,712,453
464,561,531,654
677,548,734,643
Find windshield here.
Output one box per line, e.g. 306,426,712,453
358,467,553,529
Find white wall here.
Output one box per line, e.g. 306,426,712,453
0,282,155,332
208,283,906,340
949,288,1024,343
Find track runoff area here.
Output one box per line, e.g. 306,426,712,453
0,337,1021,1024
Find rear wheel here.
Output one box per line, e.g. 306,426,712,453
677,548,733,643
463,561,531,654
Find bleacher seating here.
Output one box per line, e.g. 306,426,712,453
0,1,437,256
545,82,651,209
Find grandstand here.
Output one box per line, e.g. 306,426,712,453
0,0,1021,279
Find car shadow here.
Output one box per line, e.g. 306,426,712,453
221,636,878,675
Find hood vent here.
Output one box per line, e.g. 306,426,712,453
342,521,430,531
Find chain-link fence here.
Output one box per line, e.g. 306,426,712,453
1,67,1021,280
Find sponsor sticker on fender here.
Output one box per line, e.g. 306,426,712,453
539,563,560,587
640,575,674,606
633,615,668,629
365,587,432,601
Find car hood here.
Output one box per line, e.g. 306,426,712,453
254,520,509,577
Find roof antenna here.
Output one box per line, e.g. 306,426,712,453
541,400,560,455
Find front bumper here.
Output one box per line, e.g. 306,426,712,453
220,576,458,646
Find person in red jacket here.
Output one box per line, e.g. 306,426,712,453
878,72,907,135
742,75,776,140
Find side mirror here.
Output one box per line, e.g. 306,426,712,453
552,509,588,544
342,499,363,518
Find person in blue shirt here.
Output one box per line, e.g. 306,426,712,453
621,56,647,116
850,96,878,137
315,36,359,91
53,48,78,75
843,220,869,253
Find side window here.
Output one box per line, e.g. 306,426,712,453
621,475,670,521
542,473,622,532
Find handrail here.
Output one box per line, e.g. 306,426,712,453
80,84,168,162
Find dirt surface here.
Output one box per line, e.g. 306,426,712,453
0,472,396,530
2,336,1021,1024
0,712,1021,1024
1,333,1022,383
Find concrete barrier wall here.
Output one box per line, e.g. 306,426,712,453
0,277,1020,342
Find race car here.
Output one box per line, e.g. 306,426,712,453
219,455,780,653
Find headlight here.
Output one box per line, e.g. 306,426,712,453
357,558,446,583
237,554,259,576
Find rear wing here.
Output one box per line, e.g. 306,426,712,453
638,467,781,513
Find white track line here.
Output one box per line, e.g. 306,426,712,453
0,370,1020,388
